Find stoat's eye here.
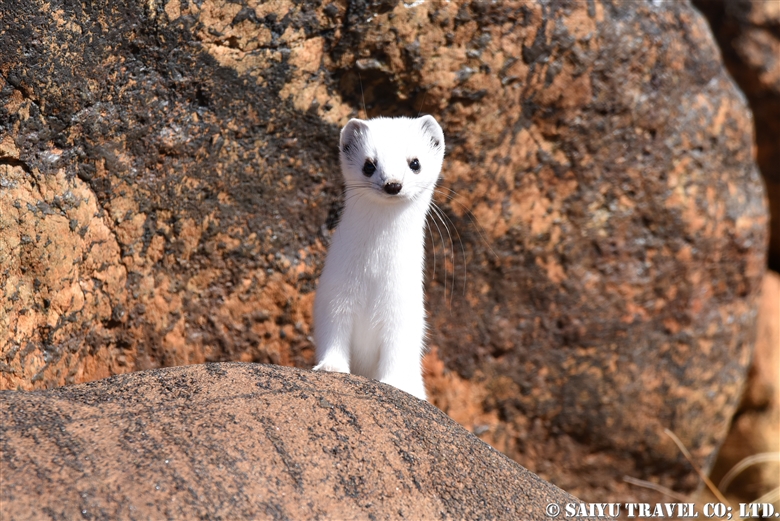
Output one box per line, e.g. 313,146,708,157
409,158,421,173
362,159,376,177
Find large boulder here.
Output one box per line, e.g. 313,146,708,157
0,0,768,502
694,0,780,270
666,0,780,501
708,270,780,503
0,362,595,520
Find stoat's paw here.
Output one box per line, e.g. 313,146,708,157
313,360,350,373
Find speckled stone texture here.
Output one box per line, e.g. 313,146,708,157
694,0,780,270
709,270,780,504
0,363,596,520
0,0,769,503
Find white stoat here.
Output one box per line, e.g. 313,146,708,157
313,115,446,400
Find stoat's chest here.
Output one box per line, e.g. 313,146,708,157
331,203,428,288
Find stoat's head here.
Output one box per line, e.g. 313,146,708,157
339,115,445,204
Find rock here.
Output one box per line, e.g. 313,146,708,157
709,270,780,503
684,0,780,501
742,271,780,412
0,0,768,503
0,362,595,520
694,0,780,270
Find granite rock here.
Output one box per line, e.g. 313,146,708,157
709,271,780,504
0,362,596,520
694,0,780,270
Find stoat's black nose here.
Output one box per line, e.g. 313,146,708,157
383,182,402,195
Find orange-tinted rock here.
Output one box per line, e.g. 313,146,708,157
743,270,780,412
0,163,128,388
709,270,780,503
0,0,768,502
0,363,596,520
694,0,780,270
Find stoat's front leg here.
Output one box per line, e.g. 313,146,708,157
313,293,352,374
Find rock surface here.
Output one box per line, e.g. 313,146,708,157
694,0,780,270
709,270,780,503
0,362,595,520
0,0,768,502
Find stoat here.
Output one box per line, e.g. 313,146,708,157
313,115,446,400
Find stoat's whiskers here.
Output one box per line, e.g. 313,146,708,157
424,185,501,310
429,200,467,308
424,217,438,288
434,186,499,260
426,202,448,300
342,183,373,206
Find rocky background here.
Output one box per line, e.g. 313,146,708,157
0,0,773,507
694,0,780,272
708,271,779,507
691,0,780,506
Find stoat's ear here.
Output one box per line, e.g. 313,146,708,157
418,115,445,153
340,119,369,158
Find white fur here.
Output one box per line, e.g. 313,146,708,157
313,115,445,400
